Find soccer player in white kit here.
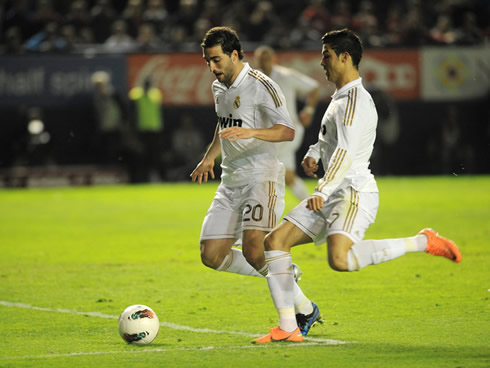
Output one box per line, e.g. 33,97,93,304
254,46,320,201
191,27,318,327
256,28,462,343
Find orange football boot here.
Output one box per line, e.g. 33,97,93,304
254,326,303,343
419,228,462,263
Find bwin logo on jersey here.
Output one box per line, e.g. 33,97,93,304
233,96,240,109
218,114,243,129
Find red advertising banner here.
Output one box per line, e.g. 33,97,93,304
361,49,421,99
128,49,420,105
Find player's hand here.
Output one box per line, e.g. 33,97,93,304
306,195,324,212
219,127,254,142
190,159,215,184
302,156,319,178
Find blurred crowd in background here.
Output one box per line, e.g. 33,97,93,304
1,0,489,54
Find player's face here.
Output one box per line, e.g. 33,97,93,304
203,45,238,87
320,44,343,85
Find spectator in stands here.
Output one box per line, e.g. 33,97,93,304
330,0,352,30
64,0,90,34
32,0,60,33
1,26,25,54
79,26,95,44
122,0,144,38
104,20,135,51
24,21,68,53
429,14,458,44
384,4,403,46
2,0,36,41
164,0,198,43
142,0,168,35
401,0,428,46
200,0,222,28
457,12,484,45
246,1,279,42
134,23,161,52
297,0,331,40
90,0,117,43
353,1,385,48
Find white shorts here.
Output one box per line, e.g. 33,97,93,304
284,187,378,245
200,181,286,241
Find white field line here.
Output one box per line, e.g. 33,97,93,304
1,342,340,360
0,300,348,360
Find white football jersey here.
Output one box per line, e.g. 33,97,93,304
212,62,295,187
306,78,379,199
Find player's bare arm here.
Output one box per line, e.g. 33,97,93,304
299,85,320,128
191,124,221,184
301,156,319,178
219,124,294,142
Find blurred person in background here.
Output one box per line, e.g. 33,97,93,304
254,45,320,201
134,22,161,51
1,26,25,54
90,0,117,43
90,71,127,165
142,0,168,35
122,0,144,38
104,19,135,51
128,77,165,182
246,1,279,42
24,21,68,52
166,113,205,181
63,0,90,35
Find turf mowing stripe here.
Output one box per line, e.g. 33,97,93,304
0,341,341,361
0,300,347,345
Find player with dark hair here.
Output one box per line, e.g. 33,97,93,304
191,27,319,329
255,28,462,343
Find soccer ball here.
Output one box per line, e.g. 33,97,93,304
118,305,160,345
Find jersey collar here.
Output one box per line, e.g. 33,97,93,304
228,62,250,89
332,77,362,99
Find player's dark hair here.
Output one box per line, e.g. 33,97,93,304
321,28,363,69
201,26,244,60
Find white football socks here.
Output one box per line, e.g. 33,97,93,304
290,178,309,201
265,250,313,332
265,250,296,332
347,235,428,271
216,248,266,277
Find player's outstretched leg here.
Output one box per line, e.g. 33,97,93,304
254,326,303,343
419,228,462,263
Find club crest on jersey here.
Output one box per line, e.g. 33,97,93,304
233,96,240,109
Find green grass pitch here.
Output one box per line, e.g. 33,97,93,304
0,176,489,367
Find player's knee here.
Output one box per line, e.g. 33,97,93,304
242,246,263,269
200,245,223,270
